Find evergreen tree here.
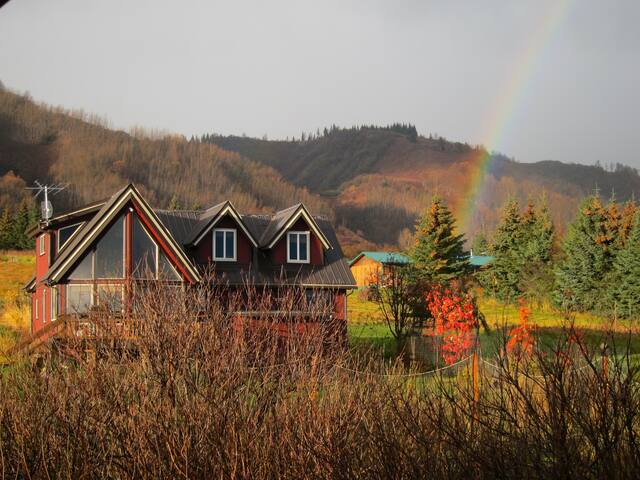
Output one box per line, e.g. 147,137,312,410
521,198,554,264
554,196,610,312
0,208,12,250
168,194,181,210
483,198,523,302
618,199,637,246
10,200,32,250
604,194,623,252
409,195,469,282
519,198,555,305
607,211,640,318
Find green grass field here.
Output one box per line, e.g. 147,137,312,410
347,290,640,363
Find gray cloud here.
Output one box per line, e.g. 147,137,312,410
0,0,638,166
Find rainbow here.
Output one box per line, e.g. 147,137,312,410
458,0,574,234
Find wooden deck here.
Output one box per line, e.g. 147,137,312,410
11,315,148,357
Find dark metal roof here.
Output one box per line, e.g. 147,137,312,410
195,216,355,288
258,204,300,246
155,209,202,245
183,201,227,245
37,186,355,289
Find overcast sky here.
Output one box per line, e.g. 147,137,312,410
0,0,638,167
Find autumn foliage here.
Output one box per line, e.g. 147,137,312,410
506,300,538,357
426,285,478,364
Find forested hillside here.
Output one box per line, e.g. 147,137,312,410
204,128,640,246
2,85,639,256
0,88,329,221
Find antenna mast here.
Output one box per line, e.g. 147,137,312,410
25,181,68,224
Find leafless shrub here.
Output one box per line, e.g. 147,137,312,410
0,285,639,479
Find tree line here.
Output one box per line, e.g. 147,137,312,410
371,191,640,345
479,194,640,318
0,200,39,250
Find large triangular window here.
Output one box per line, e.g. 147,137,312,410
132,213,180,280
67,216,125,280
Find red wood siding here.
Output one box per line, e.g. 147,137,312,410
271,219,324,265
195,214,252,264
333,290,347,321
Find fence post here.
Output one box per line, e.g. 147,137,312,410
471,334,480,430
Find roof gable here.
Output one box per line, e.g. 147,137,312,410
45,184,201,284
187,201,258,247
260,204,332,250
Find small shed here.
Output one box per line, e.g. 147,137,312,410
349,251,411,287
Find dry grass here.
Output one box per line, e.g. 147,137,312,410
0,251,33,357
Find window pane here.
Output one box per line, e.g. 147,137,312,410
95,217,124,278
214,231,225,259
68,251,93,280
67,285,92,314
97,285,123,313
289,233,298,260
132,214,157,278
299,234,308,261
225,231,234,259
158,251,181,280
58,224,81,249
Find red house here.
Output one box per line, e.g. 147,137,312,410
23,184,355,345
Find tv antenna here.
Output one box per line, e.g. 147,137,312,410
25,181,68,223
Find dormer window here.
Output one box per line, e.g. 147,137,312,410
287,231,309,263
213,228,236,261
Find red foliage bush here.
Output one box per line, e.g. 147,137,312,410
426,285,478,364
506,301,538,358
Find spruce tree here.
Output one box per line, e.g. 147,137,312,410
554,196,610,312
607,211,640,318
409,195,469,283
10,200,33,250
618,199,637,246
520,198,555,305
0,208,12,250
483,198,523,302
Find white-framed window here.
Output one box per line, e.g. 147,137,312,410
42,287,47,323
213,228,236,261
34,298,39,320
287,231,310,263
51,287,58,321
39,234,46,256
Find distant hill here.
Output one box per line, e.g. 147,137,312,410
0,88,329,223
203,128,640,245
2,87,638,256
